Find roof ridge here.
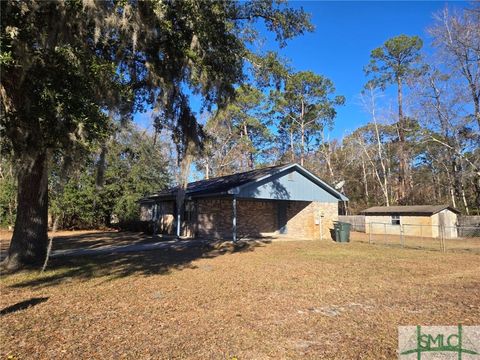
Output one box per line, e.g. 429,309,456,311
167,162,293,189
362,204,459,215
139,162,349,202
144,162,294,198
190,162,292,183
364,204,451,208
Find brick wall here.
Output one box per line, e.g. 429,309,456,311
197,198,232,238
196,198,338,240
286,201,338,240
158,201,175,235
143,197,339,240
237,200,277,237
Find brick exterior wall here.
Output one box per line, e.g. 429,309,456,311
158,201,175,235
197,198,232,238
237,200,277,237
142,197,339,240
286,201,338,240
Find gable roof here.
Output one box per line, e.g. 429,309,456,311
140,163,348,202
362,205,460,216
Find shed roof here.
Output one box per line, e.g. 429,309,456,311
140,163,348,202
362,205,460,216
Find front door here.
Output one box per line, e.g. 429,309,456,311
277,202,288,234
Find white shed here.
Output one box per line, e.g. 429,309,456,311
362,205,460,238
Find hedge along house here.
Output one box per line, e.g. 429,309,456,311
139,163,348,241
362,205,460,238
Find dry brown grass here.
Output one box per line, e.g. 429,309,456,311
351,231,480,253
1,232,479,359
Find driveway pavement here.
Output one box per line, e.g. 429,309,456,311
52,238,211,258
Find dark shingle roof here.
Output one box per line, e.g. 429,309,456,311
141,163,292,201
362,205,460,215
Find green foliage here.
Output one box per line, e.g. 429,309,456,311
50,126,170,229
282,71,345,125
0,2,124,160
0,0,312,261
201,85,274,174
364,35,424,89
272,70,345,162
0,166,16,227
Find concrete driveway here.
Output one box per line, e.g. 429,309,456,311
52,238,212,258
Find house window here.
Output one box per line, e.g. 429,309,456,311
391,215,400,225
288,172,294,181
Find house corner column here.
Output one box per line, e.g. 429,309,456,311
176,205,181,238
232,196,237,242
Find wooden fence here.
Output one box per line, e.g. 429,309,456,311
458,215,480,226
458,216,480,237
338,215,365,232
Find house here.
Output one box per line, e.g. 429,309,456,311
139,163,348,241
362,205,460,238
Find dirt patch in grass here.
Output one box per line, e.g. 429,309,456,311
1,238,479,359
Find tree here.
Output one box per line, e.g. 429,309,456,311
428,5,480,211
1,1,120,270
417,67,470,214
413,66,477,213
429,6,480,131
200,85,272,176
0,158,16,227
273,71,344,166
358,85,392,206
1,1,312,270
50,125,170,229
364,34,424,202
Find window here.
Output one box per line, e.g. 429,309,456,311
391,215,400,226
287,172,294,181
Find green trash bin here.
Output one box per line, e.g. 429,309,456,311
340,222,351,242
333,221,341,242
334,222,351,242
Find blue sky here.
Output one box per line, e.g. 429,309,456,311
261,1,466,139
134,1,467,140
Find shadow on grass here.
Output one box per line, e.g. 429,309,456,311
8,240,271,289
0,297,49,316
1,230,158,262
51,231,163,251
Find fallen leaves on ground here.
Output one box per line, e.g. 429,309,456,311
1,232,479,359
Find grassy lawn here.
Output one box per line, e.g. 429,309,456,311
1,233,479,359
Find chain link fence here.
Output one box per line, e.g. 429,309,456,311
357,222,480,253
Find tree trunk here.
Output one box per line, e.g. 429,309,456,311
396,76,409,203
289,129,295,162
175,148,194,238
468,81,480,130
243,122,254,170
300,124,305,166
474,172,480,215
2,151,49,271
361,157,369,205
300,100,305,166
95,143,108,189
205,162,210,179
